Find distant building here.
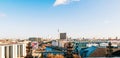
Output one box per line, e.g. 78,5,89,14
60,33,66,39
29,37,41,42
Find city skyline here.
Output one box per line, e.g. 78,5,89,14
0,0,120,39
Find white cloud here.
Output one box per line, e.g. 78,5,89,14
0,14,6,17
53,0,80,7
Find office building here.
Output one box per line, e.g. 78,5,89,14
60,33,67,39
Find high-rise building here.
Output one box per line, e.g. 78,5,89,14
60,33,66,39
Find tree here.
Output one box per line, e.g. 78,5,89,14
106,42,113,57
25,42,33,58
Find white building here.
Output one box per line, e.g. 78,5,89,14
86,43,99,47
58,41,68,47
52,40,69,48
0,43,26,58
52,40,59,46
99,43,108,48
0,46,5,58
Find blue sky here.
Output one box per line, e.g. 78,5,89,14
0,0,120,39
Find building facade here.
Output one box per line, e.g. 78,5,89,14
60,33,66,40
